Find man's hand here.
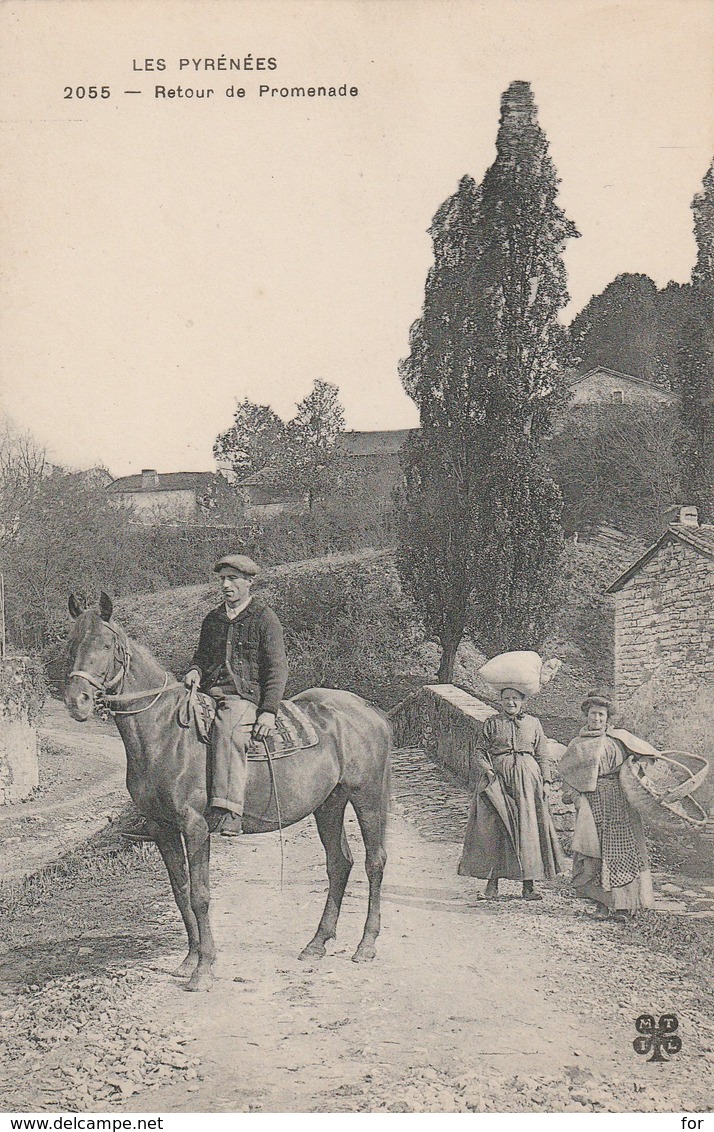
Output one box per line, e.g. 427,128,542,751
253,711,277,740
183,669,200,690
542,781,552,802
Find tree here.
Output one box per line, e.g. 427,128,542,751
569,274,664,382
675,159,714,520
692,159,714,288
466,447,565,655
568,273,701,389
283,380,346,512
548,403,685,539
398,81,577,680
655,280,694,387
212,399,286,480
213,380,347,513
0,416,48,546
2,463,141,652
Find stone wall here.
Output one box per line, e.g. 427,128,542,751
0,714,39,803
389,684,575,835
614,540,714,701
570,370,673,406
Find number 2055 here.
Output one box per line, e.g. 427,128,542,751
63,86,110,99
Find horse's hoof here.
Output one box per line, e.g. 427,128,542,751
298,942,327,961
351,944,376,963
186,966,214,992
172,953,200,979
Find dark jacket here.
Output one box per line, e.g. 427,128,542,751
190,597,288,715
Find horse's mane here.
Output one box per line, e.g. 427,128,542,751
108,617,177,682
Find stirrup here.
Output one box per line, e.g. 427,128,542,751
218,810,243,837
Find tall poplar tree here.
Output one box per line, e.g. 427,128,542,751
676,159,714,521
398,81,578,679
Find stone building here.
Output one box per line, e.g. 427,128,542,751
236,428,414,517
330,428,413,502
107,469,222,524
607,507,714,701
569,367,676,407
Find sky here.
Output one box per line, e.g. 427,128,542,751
1,0,712,476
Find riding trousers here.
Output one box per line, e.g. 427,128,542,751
209,694,257,815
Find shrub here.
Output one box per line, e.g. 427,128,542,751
265,559,422,705
549,540,644,682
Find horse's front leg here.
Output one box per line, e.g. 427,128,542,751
184,822,216,992
147,820,200,979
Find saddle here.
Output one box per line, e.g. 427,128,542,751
178,688,319,758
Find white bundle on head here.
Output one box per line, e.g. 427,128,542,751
478,651,562,697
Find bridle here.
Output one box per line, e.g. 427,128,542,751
69,619,176,716
69,619,132,694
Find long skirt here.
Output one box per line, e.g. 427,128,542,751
571,774,654,912
458,752,566,881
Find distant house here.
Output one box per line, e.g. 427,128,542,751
569,367,675,407
237,428,416,517
607,506,714,701
331,429,414,500
107,468,222,524
236,469,307,518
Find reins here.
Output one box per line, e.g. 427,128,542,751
100,673,177,715
262,738,285,890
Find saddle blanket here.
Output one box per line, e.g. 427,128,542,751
187,692,319,758
246,699,319,759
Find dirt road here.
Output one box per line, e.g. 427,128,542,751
0,702,126,885
1,715,713,1113
108,801,710,1114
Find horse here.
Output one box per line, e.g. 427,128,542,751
63,592,391,992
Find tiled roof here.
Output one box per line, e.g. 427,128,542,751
108,472,216,494
671,522,714,556
336,429,414,457
607,523,714,593
237,468,275,487
571,367,676,396
237,430,415,485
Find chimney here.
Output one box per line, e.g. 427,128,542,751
141,469,160,491
679,505,699,527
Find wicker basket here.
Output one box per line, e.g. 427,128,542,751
619,752,709,829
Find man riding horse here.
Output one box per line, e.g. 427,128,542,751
183,553,288,837
65,568,390,984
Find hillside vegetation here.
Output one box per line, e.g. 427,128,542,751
117,550,423,708
113,540,642,720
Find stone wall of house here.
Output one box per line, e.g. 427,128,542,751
571,371,673,406
614,540,714,701
110,489,198,524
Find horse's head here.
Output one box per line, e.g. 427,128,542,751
64,591,130,721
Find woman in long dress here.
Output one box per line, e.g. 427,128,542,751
559,693,654,921
458,686,566,899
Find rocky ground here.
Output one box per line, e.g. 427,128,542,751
1,707,712,1114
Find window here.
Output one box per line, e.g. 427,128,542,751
611,389,624,403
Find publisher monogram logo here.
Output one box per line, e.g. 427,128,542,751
633,1014,682,1062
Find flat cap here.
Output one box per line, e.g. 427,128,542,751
213,553,260,577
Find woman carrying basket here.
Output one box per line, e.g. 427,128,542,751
458,652,566,900
559,694,654,921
